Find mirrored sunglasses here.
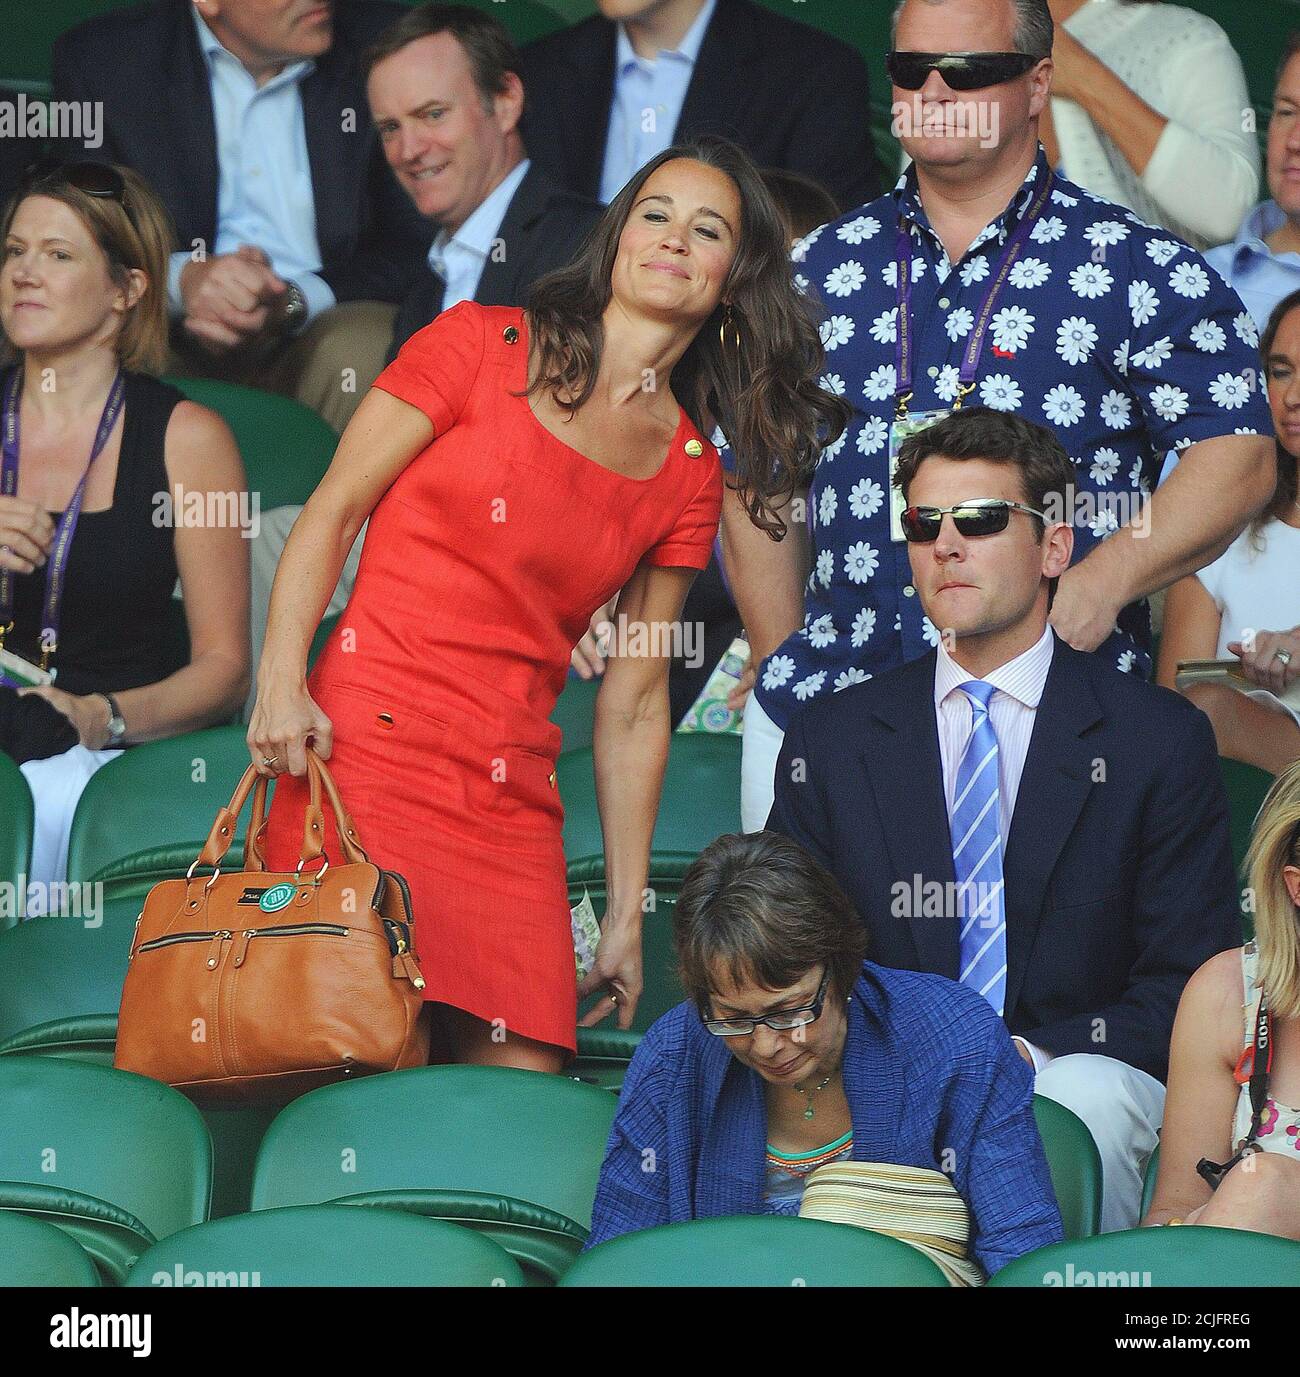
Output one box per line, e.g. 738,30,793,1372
886,50,1040,92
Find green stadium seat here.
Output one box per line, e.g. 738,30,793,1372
549,673,600,754
1034,1095,1103,1240
1220,756,1272,882
1141,1143,1161,1219
0,0,136,92
559,1214,951,1286
0,1056,211,1284
251,1064,617,1283
570,1026,641,1091
987,1225,1300,1287
65,724,265,889
0,1211,101,1287
126,1204,524,1287
163,376,337,511
0,751,34,930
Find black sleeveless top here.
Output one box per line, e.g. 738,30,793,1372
6,369,187,697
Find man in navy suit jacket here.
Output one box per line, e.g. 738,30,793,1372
518,0,880,212
53,0,432,428
767,407,1243,1231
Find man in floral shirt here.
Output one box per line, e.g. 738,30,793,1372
724,0,1274,830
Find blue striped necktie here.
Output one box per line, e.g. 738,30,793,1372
950,680,1007,1015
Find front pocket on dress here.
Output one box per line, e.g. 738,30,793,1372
472,744,564,827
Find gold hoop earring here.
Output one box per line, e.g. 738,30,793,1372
719,304,740,353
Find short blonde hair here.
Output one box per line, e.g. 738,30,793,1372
0,163,175,374
1244,759,1300,1021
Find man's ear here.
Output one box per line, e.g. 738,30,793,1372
495,71,526,135
1028,56,1053,119
1041,519,1073,580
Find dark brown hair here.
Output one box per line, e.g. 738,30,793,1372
893,406,1076,538
674,831,869,1012
362,2,521,109
759,168,840,245
525,137,850,537
1279,29,1300,82
0,163,174,374
1255,288,1300,546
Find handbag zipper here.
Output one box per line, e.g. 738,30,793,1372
136,929,232,957
232,923,350,967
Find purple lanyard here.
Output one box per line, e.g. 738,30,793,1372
0,366,126,669
894,169,1055,417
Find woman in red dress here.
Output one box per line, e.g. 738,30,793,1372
248,139,847,1073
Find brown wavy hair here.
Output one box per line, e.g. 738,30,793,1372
1253,289,1300,550
524,137,849,537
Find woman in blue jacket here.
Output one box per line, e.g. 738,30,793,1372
587,831,1064,1278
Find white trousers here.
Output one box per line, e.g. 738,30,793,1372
19,743,122,916
740,690,785,832
1033,1053,1165,1233
246,505,366,720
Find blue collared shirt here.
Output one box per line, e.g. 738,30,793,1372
428,159,531,313
1205,200,1300,331
741,149,1272,733
168,9,333,328
598,0,717,205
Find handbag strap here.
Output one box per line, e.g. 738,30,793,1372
195,748,370,872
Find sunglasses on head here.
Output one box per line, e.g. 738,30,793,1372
901,498,1049,543
886,50,1040,91
18,157,126,203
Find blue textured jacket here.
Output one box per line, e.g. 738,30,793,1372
586,962,1064,1276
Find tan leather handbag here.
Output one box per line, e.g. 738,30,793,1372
115,749,431,1105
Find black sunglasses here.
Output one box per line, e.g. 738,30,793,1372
901,498,1049,543
886,50,1040,91
702,969,832,1038
18,157,127,204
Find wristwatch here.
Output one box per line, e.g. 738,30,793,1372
98,692,126,748
281,279,308,335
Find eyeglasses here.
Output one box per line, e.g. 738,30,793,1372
886,50,1041,92
702,969,831,1037
901,498,1049,543
18,157,127,204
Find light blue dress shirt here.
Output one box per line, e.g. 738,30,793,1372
598,0,717,205
428,159,531,313
168,9,333,328
1205,201,1300,331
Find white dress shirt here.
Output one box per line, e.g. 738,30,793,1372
428,159,530,313
598,0,717,205
934,625,1056,1070
168,8,333,328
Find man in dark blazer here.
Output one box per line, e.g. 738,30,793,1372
370,5,601,360
52,0,432,428
518,0,880,212
767,408,1243,1231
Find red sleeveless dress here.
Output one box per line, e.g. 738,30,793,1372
262,302,722,1054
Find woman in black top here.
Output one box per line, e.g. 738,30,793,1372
0,162,249,905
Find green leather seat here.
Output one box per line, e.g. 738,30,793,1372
1220,758,1273,926
1141,1144,1161,1219
570,1027,642,1092
549,673,601,754
163,376,337,510
988,1225,1300,1287
0,1056,211,1284
251,1064,617,1283
0,1211,101,1287
0,750,34,930
559,1215,950,1287
126,1204,524,1287
65,724,264,889
1034,1095,1103,1240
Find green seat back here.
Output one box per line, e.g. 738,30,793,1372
163,376,337,512
1033,1095,1103,1240
988,1225,1300,1287
126,1204,524,1287
0,0,136,91
1141,1143,1160,1219
559,1214,950,1287
0,1056,211,1282
1220,757,1273,926
550,674,600,754
572,880,685,1033
0,751,34,929
0,1211,101,1287
560,732,741,881
251,1065,617,1281
66,724,263,888
570,1026,642,1093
